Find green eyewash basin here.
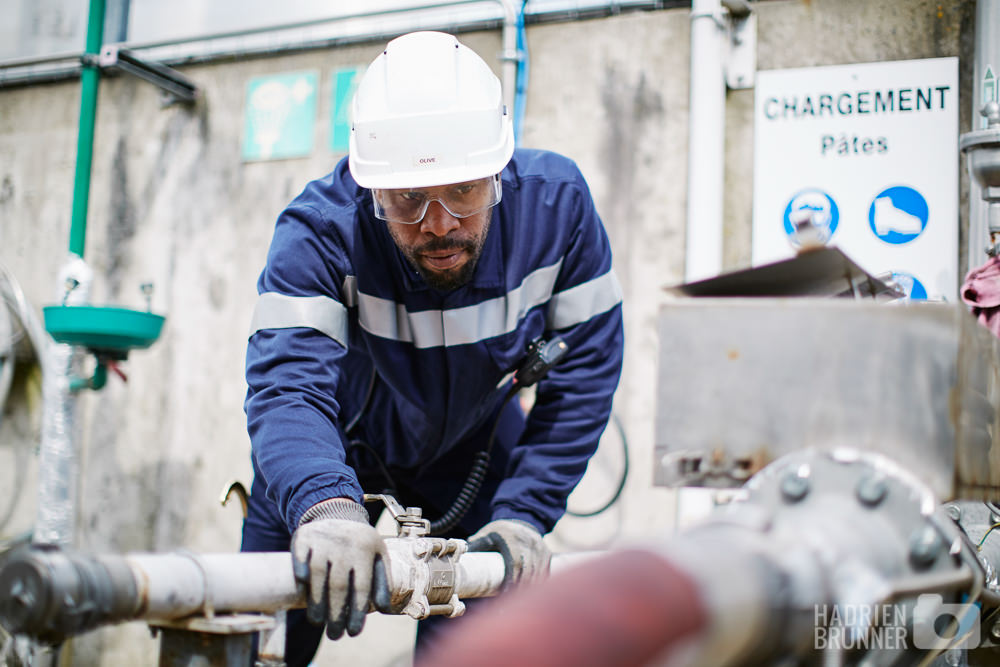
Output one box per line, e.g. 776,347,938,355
43,305,165,357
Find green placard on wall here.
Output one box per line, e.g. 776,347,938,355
330,67,362,153
242,71,318,161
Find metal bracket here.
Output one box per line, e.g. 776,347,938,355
722,0,756,90
96,46,198,105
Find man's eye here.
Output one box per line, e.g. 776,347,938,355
453,185,475,196
400,192,425,202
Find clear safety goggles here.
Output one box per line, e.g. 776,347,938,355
372,174,502,224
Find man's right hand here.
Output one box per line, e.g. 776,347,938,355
291,499,391,639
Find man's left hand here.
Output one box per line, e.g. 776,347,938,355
467,519,551,588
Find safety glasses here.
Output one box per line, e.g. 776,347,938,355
372,174,501,224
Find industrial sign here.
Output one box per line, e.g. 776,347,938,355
330,67,362,153
751,58,959,300
242,71,318,161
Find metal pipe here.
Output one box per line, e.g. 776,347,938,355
0,545,503,640
32,0,107,553
68,0,106,259
0,264,49,376
685,0,726,282
33,258,93,548
497,0,520,121
0,542,599,644
416,548,713,667
112,1,504,52
968,0,1000,271
0,3,669,92
0,51,83,69
121,0,518,120
413,451,994,667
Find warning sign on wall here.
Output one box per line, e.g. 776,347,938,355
242,71,318,162
330,67,362,153
751,58,959,301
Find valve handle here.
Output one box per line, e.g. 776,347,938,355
363,493,431,537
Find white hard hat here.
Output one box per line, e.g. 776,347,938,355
348,31,515,190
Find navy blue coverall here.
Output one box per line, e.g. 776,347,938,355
242,148,624,664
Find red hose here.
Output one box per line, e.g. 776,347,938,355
417,548,708,667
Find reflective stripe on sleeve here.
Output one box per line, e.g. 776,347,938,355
546,269,622,331
249,292,349,348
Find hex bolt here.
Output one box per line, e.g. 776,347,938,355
909,525,943,568
780,472,810,503
945,504,962,522
991,620,1000,642
856,475,888,507
140,282,154,310
62,277,80,305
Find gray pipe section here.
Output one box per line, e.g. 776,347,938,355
125,550,507,619
33,256,93,548
0,289,12,430
0,265,48,544
968,0,1000,271
0,264,49,378
0,545,605,643
0,0,522,103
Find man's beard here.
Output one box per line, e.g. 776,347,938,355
391,214,492,291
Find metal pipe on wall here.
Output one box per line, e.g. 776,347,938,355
0,1,524,115
685,0,726,282
497,0,519,121
33,0,107,550
968,0,1000,271
34,257,92,548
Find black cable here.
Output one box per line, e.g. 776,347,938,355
343,367,399,494
566,412,629,518
428,384,520,535
346,439,398,495
344,366,377,437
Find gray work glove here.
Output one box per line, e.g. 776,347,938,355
467,519,551,589
291,498,391,639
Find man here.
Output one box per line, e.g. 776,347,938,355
242,30,624,665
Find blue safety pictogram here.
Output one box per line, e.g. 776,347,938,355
868,186,929,245
783,189,839,249
889,271,928,300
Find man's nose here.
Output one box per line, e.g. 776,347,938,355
419,200,461,236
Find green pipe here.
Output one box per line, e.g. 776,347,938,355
68,0,106,258
70,360,107,392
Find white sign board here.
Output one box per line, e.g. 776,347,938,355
752,58,959,301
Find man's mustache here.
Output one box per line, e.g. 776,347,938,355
416,236,475,255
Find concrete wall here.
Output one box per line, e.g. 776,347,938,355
0,0,975,664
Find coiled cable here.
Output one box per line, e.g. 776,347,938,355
428,384,520,535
